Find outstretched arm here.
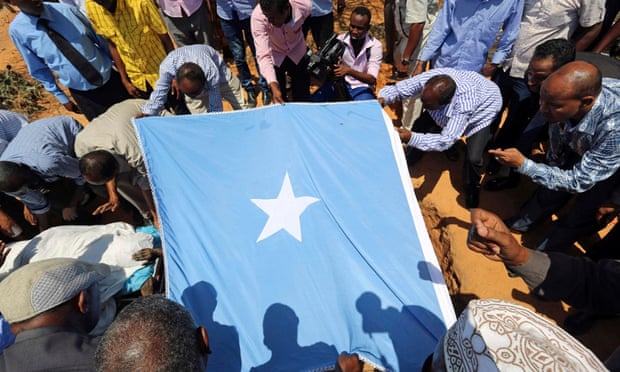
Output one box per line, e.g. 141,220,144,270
467,208,530,265
468,208,620,314
92,177,120,215
573,23,603,52
108,41,141,98
591,20,620,53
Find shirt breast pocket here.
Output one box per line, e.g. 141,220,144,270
540,5,573,29
476,21,503,47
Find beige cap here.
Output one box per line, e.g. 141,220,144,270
0,258,104,323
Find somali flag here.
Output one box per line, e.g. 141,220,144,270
134,101,456,372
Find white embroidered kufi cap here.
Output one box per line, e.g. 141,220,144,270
437,299,607,371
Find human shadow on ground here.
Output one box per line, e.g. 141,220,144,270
355,292,447,371
181,281,241,372
511,288,567,322
437,216,470,231
250,303,337,372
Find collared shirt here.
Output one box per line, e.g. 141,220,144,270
216,0,256,21
338,32,382,90
378,68,502,151
0,110,28,155
419,0,523,71
507,0,605,78
518,78,620,194
86,0,168,91
405,0,439,24
310,0,332,17
58,0,88,16
9,2,112,105
0,116,83,214
398,0,439,66
142,45,226,115
156,0,202,18
75,99,150,189
251,0,312,84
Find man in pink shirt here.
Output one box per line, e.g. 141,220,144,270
251,0,312,103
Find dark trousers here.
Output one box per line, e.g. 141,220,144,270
162,1,213,47
516,112,548,154
302,12,334,49
275,56,310,102
70,69,130,121
407,111,491,187
490,69,536,147
587,223,620,261
519,169,620,252
383,0,396,63
219,14,268,93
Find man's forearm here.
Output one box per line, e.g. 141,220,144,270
507,249,550,289
573,23,603,51
402,23,424,61
346,69,376,86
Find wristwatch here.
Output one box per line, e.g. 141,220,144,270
401,59,410,66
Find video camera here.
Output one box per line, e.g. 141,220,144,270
304,33,352,101
304,33,346,82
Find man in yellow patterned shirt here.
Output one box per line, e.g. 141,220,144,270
86,0,175,99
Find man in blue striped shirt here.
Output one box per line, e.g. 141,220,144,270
491,61,620,252
378,68,502,208
141,45,244,116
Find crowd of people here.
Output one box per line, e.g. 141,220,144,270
0,0,618,369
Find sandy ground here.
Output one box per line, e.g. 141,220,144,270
1,2,619,363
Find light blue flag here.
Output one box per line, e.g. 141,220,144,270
134,101,456,372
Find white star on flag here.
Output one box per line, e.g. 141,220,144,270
251,172,320,242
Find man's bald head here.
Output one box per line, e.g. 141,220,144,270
539,61,601,124
549,60,602,97
421,75,456,111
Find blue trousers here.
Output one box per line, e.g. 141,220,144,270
219,14,268,93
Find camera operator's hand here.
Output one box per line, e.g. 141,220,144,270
333,63,350,78
336,61,377,86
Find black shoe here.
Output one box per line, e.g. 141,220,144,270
262,89,272,106
465,185,480,208
486,157,501,175
246,89,257,108
443,146,459,162
484,174,520,191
